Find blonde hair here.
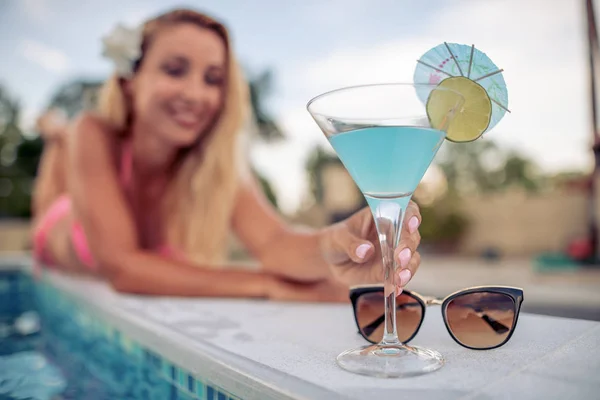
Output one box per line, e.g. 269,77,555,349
97,9,249,264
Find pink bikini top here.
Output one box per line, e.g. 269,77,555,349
71,139,184,269
120,139,184,258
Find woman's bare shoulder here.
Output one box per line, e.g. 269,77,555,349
68,112,120,166
70,112,117,138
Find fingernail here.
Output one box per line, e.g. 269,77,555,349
355,244,371,259
398,248,411,268
398,269,412,286
409,216,420,234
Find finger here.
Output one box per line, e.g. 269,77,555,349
407,250,421,278
395,251,421,288
394,229,421,269
404,201,422,234
332,225,375,264
347,206,374,237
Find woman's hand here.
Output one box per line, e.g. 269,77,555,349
319,201,422,292
36,109,68,141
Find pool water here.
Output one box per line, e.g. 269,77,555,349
0,271,239,400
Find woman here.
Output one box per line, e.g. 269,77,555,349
32,8,423,301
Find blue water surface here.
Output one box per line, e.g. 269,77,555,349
0,271,228,400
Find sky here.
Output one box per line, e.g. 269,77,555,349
0,0,597,213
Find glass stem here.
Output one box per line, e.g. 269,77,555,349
372,199,406,345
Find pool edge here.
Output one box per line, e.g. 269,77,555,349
2,255,345,400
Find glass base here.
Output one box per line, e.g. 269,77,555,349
336,343,444,378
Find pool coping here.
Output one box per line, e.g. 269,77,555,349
2,255,343,400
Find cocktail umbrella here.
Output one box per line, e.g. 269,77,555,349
414,42,510,134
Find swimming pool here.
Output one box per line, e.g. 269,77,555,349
2,257,599,400
0,267,240,400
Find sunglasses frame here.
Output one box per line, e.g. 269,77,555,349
349,285,524,350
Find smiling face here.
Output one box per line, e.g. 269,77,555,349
126,22,227,147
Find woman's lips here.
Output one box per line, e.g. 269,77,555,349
171,109,203,129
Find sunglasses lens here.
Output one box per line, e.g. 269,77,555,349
355,292,423,343
446,292,516,349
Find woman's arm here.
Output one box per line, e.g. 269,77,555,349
231,176,331,282
66,113,275,297
232,171,424,288
32,111,69,218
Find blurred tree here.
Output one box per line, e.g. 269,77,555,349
0,79,103,218
418,200,470,252
14,137,43,178
436,140,501,195
0,85,36,218
47,79,103,118
502,151,542,192
417,139,545,251
305,145,365,222
436,139,542,195
255,173,278,208
247,69,284,142
0,86,22,146
246,69,285,208
306,146,339,205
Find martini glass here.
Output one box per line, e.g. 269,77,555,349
307,83,464,378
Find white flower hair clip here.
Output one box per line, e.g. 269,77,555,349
101,23,143,78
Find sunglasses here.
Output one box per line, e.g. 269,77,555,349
350,285,524,350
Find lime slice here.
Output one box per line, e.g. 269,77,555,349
426,76,492,143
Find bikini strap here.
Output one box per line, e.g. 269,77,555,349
120,138,133,186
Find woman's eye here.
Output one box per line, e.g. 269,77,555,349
206,74,223,85
206,68,224,85
163,64,186,77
